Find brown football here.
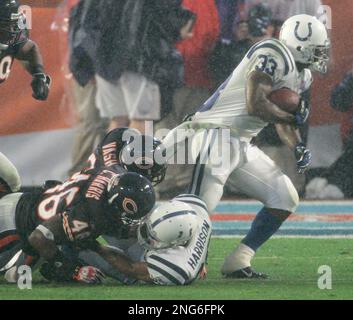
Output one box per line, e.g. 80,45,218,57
268,88,300,114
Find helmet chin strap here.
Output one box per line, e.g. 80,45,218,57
295,61,310,72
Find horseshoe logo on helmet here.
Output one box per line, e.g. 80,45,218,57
123,197,138,215
294,21,313,41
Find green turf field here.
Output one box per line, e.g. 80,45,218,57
0,238,352,300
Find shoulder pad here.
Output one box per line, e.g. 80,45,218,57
246,38,296,76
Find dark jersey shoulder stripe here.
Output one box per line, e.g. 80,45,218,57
273,39,296,70
246,39,294,76
149,254,189,282
0,230,21,255
197,75,232,113
147,262,182,285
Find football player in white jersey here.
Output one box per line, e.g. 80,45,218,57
87,195,211,285
162,14,330,278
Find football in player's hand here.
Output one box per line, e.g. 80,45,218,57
268,88,301,113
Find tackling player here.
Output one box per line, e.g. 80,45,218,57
0,0,50,100
0,152,156,284
81,128,167,185
163,15,330,278
81,194,211,285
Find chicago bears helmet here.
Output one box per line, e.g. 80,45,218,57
137,200,199,250
0,0,24,48
279,14,330,74
119,135,167,185
107,172,156,221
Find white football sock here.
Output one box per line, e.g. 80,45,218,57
221,243,255,275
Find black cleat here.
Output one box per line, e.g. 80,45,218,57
224,267,268,279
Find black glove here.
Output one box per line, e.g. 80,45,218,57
39,251,82,282
294,143,312,174
40,262,78,283
31,73,51,101
295,99,310,127
40,260,105,284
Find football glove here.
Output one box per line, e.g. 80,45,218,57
73,266,105,284
39,250,104,284
294,143,312,174
294,99,310,127
40,259,80,283
31,73,51,101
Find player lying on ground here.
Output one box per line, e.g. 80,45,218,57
57,194,211,285
162,15,330,278
36,130,171,284
80,128,167,185
0,0,50,100
0,152,155,284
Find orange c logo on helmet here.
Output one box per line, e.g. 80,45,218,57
123,198,138,215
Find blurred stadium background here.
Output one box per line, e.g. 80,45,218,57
1,0,352,186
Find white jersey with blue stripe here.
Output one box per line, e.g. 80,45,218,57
192,38,313,139
145,195,212,285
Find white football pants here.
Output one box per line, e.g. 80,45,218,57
164,126,299,213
